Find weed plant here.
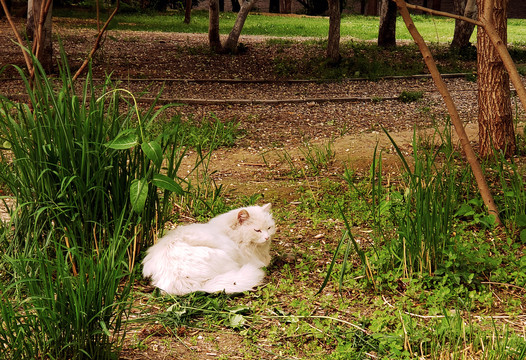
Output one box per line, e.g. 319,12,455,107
148,292,251,331
272,139,336,178
489,151,526,241
382,127,461,277
323,126,465,291
398,90,424,103
170,114,242,151
0,51,238,358
0,221,134,360
175,142,229,221
0,51,191,255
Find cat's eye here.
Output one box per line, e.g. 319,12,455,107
254,229,262,233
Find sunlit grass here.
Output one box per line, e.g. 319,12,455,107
53,9,526,44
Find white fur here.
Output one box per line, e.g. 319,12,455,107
142,203,275,295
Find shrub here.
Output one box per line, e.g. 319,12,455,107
0,53,186,255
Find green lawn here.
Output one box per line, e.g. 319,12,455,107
53,9,526,45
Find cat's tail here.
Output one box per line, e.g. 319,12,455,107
199,264,265,294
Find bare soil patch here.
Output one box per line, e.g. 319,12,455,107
0,17,485,150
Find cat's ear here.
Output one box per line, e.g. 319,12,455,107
237,209,250,224
262,203,272,212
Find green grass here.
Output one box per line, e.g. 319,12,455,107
52,10,526,45
3,13,526,359
0,50,241,358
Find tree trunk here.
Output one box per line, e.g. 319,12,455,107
269,0,279,13
231,0,240,12
365,0,377,15
27,0,35,39
432,0,441,10
184,0,191,24
451,0,477,50
378,0,397,48
223,0,255,53
209,0,222,52
395,0,502,224
280,0,291,13
27,0,53,73
326,0,341,62
477,0,515,157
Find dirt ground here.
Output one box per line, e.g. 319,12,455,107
1,17,525,359
0,16,489,226
0,17,484,151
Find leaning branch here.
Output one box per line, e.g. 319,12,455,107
399,0,526,140
394,0,502,225
73,0,120,81
31,0,53,79
0,0,33,74
403,2,482,26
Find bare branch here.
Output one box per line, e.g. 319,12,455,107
394,0,502,225
0,0,33,73
73,0,120,81
400,1,483,26
31,0,53,79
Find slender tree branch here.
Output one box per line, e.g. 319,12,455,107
399,0,526,147
96,0,100,32
394,0,502,225
73,0,120,81
31,0,53,79
402,2,483,26
0,0,33,73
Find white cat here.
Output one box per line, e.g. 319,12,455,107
142,203,276,295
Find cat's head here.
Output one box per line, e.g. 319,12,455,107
230,203,276,245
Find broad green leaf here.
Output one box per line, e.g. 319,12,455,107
478,214,496,228
521,229,526,244
142,140,163,167
130,178,148,213
106,129,138,149
516,214,526,227
152,174,184,195
228,305,251,315
228,314,246,329
99,321,111,337
454,203,474,218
